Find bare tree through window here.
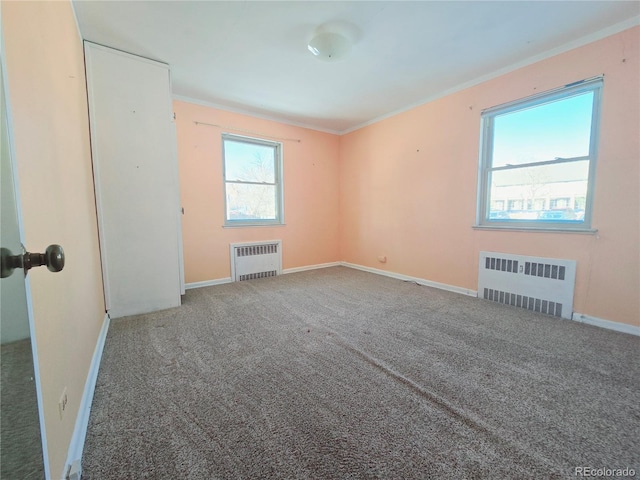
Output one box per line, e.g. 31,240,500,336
223,135,282,224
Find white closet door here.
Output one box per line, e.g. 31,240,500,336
85,42,182,318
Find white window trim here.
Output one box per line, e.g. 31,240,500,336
222,133,284,227
475,76,603,233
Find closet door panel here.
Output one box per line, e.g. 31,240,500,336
85,42,181,318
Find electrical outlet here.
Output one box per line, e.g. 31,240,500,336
58,387,68,420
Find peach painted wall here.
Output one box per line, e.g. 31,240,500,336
339,26,639,328
3,1,106,477
174,101,340,283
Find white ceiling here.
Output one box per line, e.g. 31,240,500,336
72,1,639,134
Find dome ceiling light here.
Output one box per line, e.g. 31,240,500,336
307,30,352,62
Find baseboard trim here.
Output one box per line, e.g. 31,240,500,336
572,312,640,336
341,262,478,297
339,263,638,336
185,277,232,290
282,262,341,275
63,313,110,480
185,265,343,288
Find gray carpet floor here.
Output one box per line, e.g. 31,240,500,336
82,266,639,479
1,338,45,480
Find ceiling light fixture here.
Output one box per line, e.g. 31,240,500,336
307,31,351,62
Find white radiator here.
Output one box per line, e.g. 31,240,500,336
230,240,282,282
478,251,576,319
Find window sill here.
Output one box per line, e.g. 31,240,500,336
473,225,598,234
223,223,286,228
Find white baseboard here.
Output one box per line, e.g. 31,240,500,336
283,262,341,274
572,312,640,336
185,277,232,290
341,263,639,336
341,262,478,297
185,264,342,288
63,313,110,480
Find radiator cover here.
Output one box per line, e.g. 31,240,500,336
478,251,576,319
230,240,282,282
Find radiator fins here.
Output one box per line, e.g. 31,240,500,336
484,256,567,280
236,244,278,257
483,288,563,317
239,270,277,282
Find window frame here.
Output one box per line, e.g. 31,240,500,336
476,77,603,232
222,133,284,227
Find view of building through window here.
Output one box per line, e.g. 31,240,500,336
489,160,589,221
480,79,601,228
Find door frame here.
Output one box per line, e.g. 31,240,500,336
1,38,51,479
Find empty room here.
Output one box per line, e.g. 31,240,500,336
1,1,638,479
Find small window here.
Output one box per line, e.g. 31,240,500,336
477,77,602,230
508,199,524,211
222,134,283,226
549,197,571,209
491,200,505,211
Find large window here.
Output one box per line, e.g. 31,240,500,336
477,77,602,230
223,134,283,226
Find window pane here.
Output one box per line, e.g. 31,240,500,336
226,183,277,220
488,161,589,222
224,140,275,183
492,92,593,167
